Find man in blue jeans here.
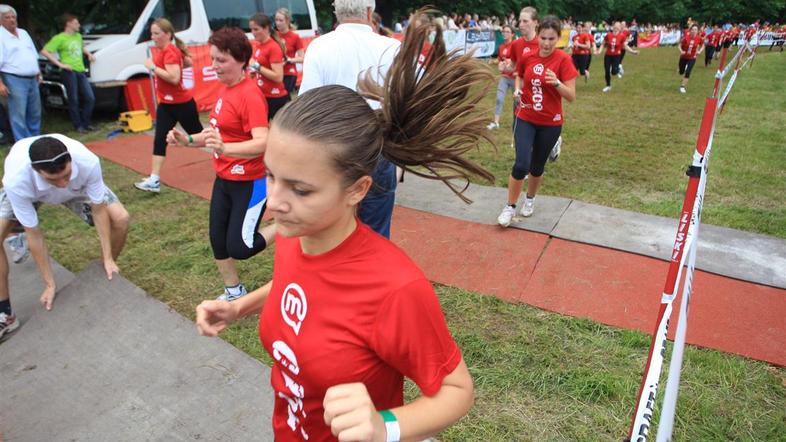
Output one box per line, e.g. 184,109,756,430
299,0,401,238
40,13,96,133
0,5,42,141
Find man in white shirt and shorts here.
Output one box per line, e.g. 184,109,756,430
0,134,129,339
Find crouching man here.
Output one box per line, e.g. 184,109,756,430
0,134,129,338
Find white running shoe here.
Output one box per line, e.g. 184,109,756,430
134,176,161,193
216,284,248,302
549,136,562,162
497,205,516,227
602,86,612,93
487,122,500,130
520,197,535,217
619,64,625,75
679,86,687,94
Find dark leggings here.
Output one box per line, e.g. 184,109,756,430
154,99,203,156
209,176,268,260
704,46,715,66
679,58,696,79
620,49,626,63
587,53,592,69
512,118,562,179
266,95,291,122
604,55,621,86
283,75,297,94
572,54,589,75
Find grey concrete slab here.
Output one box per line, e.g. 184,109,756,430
1,262,274,441
551,200,786,288
4,246,75,325
395,174,572,234
395,176,786,289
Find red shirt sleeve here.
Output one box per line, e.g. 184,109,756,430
558,52,578,82
163,45,181,65
242,85,269,132
294,33,304,51
270,41,284,64
370,279,461,396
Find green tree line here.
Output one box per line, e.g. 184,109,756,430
11,0,786,43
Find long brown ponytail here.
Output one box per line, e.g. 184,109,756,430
274,9,495,203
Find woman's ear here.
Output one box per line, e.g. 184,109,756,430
346,175,373,206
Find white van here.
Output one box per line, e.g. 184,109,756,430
39,0,318,111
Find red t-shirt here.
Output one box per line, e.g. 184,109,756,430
707,32,721,46
572,33,591,55
509,36,539,70
498,41,514,79
252,38,288,98
604,32,627,56
152,43,193,104
680,35,703,60
515,50,577,126
260,223,462,442
745,28,756,40
279,30,304,77
208,78,268,180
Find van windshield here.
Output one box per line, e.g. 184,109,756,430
81,0,149,35
204,0,314,32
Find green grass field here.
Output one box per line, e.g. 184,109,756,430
472,45,786,239
21,46,786,441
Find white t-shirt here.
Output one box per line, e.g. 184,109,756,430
299,23,400,109
2,134,106,228
0,26,40,77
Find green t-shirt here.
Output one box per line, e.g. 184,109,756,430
44,32,86,72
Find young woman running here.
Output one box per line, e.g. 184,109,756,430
705,25,721,66
194,16,493,441
498,15,577,226
598,21,639,93
488,25,516,130
167,27,275,301
249,14,290,120
571,22,592,82
274,8,305,94
678,24,704,93
506,6,539,73
617,21,632,77
135,18,203,193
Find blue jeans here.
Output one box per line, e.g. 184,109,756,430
358,159,397,239
62,70,95,129
2,73,41,141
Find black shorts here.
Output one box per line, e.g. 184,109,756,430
153,99,203,156
209,176,268,260
512,118,562,179
679,58,696,78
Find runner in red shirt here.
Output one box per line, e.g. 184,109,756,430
571,22,592,82
250,14,290,120
497,15,577,226
705,24,722,66
195,16,489,441
599,21,639,92
678,24,704,93
167,27,275,303
488,25,516,130
505,7,539,75
275,8,305,94
617,21,632,76
135,18,203,194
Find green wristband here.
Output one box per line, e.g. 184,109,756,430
379,410,400,442
187,134,193,145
